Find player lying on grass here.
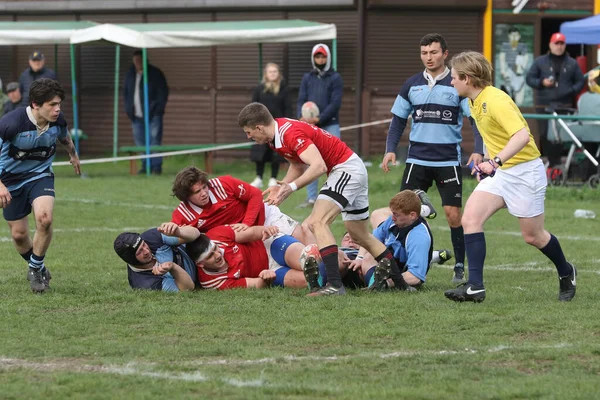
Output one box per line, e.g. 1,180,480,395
170,166,315,252
113,224,200,292
183,224,312,290
303,190,452,291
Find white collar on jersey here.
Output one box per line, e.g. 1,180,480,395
423,67,450,89
128,259,159,272
26,106,50,135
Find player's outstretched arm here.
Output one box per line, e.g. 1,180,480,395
152,262,195,291
158,222,200,244
58,134,81,175
263,161,305,206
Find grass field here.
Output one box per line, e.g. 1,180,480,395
1,155,600,399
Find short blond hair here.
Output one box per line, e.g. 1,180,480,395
450,51,493,88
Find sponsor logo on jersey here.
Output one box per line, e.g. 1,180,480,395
232,245,239,253
293,138,305,151
442,110,453,120
238,184,246,197
233,270,241,279
196,219,206,228
482,102,487,113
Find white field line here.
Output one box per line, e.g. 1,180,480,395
0,343,575,381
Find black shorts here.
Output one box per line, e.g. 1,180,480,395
3,176,55,221
400,163,462,208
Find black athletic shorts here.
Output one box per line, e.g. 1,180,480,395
3,176,55,221
400,163,462,208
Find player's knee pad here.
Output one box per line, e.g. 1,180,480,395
273,266,291,287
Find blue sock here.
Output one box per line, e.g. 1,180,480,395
465,232,486,286
29,253,45,271
539,234,572,277
364,266,376,287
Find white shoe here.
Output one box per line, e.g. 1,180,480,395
250,177,263,188
268,178,278,187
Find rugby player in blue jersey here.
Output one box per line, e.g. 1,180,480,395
0,79,80,293
382,33,484,284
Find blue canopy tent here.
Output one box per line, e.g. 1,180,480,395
561,15,600,45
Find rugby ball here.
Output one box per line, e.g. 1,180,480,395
299,244,322,266
301,101,320,120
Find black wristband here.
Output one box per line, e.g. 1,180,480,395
493,156,503,167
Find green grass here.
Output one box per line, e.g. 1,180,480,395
1,155,600,399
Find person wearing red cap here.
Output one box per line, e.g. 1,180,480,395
296,43,343,208
526,32,585,174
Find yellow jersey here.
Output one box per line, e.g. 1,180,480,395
469,86,540,168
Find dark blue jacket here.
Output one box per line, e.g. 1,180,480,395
297,69,343,127
526,53,585,107
123,64,169,121
19,67,57,106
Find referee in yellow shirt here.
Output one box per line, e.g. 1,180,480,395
444,51,576,303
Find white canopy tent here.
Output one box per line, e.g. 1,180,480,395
68,20,338,173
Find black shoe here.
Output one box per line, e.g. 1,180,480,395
444,282,486,303
28,267,51,293
302,255,321,293
414,189,437,219
452,263,465,284
437,249,453,265
558,264,576,301
370,258,392,291
306,283,346,296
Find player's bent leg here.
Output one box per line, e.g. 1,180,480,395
369,207,391,230
443,205,466,284
7,217,32,254
281,268,308,289
31,195,55,256
291,223,316,245
519,214,576,301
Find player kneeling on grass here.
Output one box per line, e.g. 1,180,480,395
113,223,200,292
303,190,450,291
445,51,576,303
186,224,309,290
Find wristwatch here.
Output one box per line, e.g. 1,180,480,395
493,156,503,167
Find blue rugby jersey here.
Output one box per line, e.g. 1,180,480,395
386,68,483,167
127,228,198,292
373,216,433,282
0,107,68,191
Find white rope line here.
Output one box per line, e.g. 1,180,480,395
52,118,394,167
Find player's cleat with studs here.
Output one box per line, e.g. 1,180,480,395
28,267,51,293
306,283,346,296
302,255,321,293
414,189,437,219
452,263,465,284
437,249,453,265
558,263,576,301
370,257,392,291
444,282,486,303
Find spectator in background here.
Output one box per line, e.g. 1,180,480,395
0,79,8,115
19,50,57,106
123,50,169,175
250,63,291,189
3,82,23,115
526,32,585,175
296,43,343,208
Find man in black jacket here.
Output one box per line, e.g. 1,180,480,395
123,50,169,174
19,50,57,106
526,32,585,170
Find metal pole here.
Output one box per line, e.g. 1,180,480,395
142,48,151,176
69,43,79,154
332,38,337,70
113,45,120,159
258,43,263,81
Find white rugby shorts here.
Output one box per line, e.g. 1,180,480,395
474,158,546,218
318,153,370,221
264,204,298,236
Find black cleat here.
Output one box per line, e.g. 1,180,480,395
437,249,453,265
558,264,576,302
302,255,321,293
370,258,392,291
414,189,437,219
444,282,486,303
452,263,466,284
306,283,346,296
28,267,51,293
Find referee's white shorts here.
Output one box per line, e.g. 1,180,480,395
474,158,546,218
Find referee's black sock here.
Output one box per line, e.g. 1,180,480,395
540,234,572,277
319,245,343,288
